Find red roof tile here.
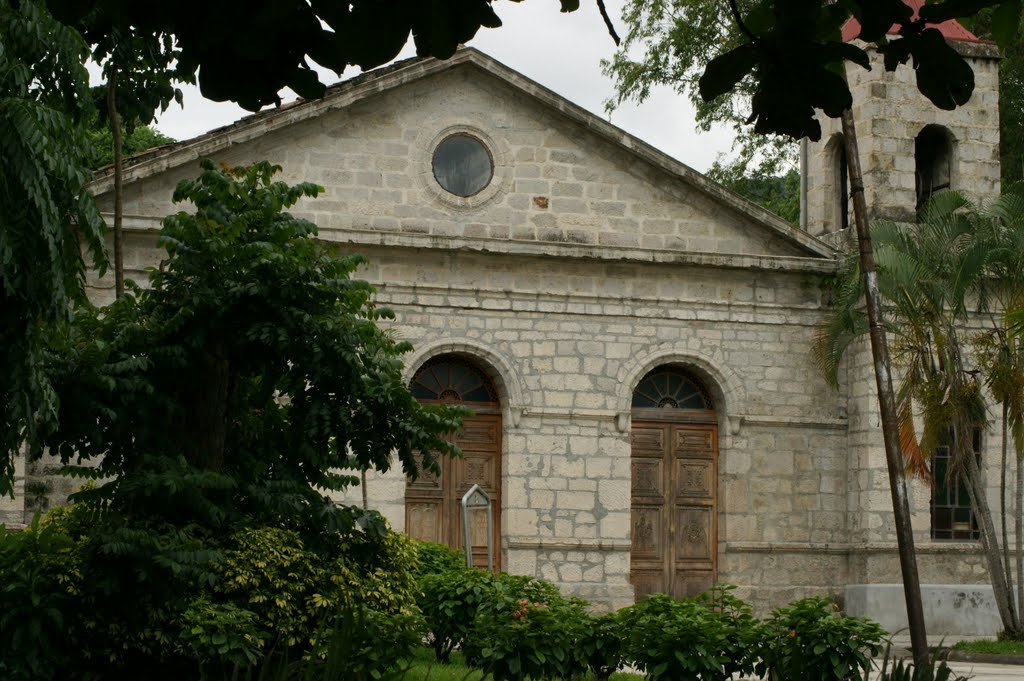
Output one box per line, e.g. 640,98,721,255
842,0,983,43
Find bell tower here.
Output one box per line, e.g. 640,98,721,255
803,1,1001,237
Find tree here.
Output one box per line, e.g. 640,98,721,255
972,187,1024,629
32,161,465,533
603,0,796,182
78,17,187,299
85,125,176,170
605,1,1024,199
45,0,581,111
816,189,1024,640
969,7,1024,188
0,0,106,497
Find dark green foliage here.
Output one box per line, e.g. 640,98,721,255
0,0,107,497
44,0,573,111
603,0,797,180
618,586,760,681
2,502,426,680
418,567,499,662
307,606,424,681
572,612,625,681
0,515,77,680
755,596,885,681
695,0,1016,142
414,540,468,578
416,563,568,666
34,160,464,534
710,166,800,223
85,125,175,169
969,5,1024,188
464,593,591,681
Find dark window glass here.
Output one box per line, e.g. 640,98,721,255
411,356,498,405
931,429,981,541
632,368,712,410
432,134,493,197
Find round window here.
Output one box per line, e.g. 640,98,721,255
432,134,493,197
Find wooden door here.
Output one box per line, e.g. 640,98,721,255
630,422,718,599
406,413,502,570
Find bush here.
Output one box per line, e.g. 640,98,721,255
755,596,885,681
619,586,759,681
332,528,420,616
414,540,467,577
2,500,426,680
308,605,425,681
0,515,79,680
464,588,591,681
572,612,624,681
418,566,499,662
178,597,266,670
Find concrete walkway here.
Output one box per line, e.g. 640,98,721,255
933,661,1024,679
734,659,1023,680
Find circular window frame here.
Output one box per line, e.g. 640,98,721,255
431,133,494,198
422,125,507,210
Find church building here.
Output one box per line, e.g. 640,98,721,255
1,12,1004,627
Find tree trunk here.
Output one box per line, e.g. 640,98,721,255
107,69,125,299
1002,402,1016,618
188,337,231,472
1017,445,1023,634
840,108,930,667
964,447,1021,635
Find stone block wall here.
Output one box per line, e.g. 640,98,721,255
806,42,1000,234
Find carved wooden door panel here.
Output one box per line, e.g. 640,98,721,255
630,422,717,600
406,413,502,571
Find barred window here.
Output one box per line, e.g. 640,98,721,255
931,429,981,541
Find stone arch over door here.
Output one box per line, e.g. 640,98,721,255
630,365,719,599
405,353,503,570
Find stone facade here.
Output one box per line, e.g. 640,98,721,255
806,41,1001,234
7,44,1011,616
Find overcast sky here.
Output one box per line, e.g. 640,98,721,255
147,1,736,173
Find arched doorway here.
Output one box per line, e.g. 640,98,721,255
405,355,502,570
630,367,718,599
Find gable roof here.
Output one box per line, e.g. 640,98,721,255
841,0,984,43
88,48,835,261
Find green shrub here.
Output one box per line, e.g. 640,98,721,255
754,596,885,681
576,612,626,681
418,566,499,662
414,540,467,577
215,526,324,649
464,592,591,681
0,515,79,680
619,587,759,681
178,597,266,669
332,528,420,615
308,605,425,681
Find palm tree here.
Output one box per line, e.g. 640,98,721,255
815,190,1024,639
973,188,1024,627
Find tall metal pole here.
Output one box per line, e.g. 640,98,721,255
840,108,930,668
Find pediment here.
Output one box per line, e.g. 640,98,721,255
90,49,835,270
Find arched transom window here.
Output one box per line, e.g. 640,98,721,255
632,368,712,410
411,356,498,406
